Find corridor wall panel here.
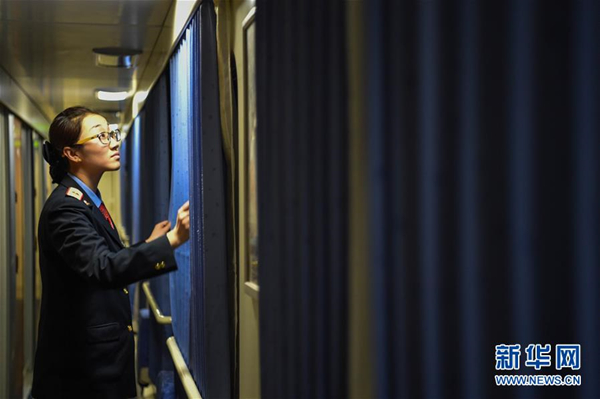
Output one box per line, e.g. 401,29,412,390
0,106,11,399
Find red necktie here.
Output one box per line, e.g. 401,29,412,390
99,203,115,230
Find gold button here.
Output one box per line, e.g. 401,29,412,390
160,261,166,268
123,288,129,294
155,263,161,270
127,325,133,332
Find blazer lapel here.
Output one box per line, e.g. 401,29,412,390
91,205,124,248
60,175,124,248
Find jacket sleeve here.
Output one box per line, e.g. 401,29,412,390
47,199,177,287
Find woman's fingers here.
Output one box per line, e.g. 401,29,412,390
179,201,190,213
147,220,172,243
172,201,190,242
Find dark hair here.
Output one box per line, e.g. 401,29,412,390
43,106,99,183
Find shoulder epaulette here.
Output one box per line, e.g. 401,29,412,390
66,187,84,201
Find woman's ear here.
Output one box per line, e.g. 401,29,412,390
63,146,82,163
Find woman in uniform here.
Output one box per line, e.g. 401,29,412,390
31,106,190,398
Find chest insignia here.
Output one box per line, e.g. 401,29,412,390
66,187,84,201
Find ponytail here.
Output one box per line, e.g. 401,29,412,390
42,141,69,184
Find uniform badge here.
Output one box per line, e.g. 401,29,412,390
66,187,84,201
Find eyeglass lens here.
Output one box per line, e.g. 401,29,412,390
100,130,121,144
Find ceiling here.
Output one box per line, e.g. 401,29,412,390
0,0,197,134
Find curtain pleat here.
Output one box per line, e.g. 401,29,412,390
457,0,482,397
120,135,132,242
128,118,143,309
573,1,600,397
417,2,442,397
187,11,205,395
168,24,192,372
189,2,231,398
508,0,536,348
123,70,174,390
140,71,174,383
130,119,142,244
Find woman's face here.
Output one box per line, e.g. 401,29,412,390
74,114,121,173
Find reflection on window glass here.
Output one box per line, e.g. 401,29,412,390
246,17,258,285
10,114,25,396
32,134,45,338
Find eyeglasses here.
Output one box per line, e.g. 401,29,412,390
74,129,122,146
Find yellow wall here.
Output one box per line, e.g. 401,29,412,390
231,1,261,398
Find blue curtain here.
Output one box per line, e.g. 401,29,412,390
256,0,349,397
189,2,231,398
168,19,193,381
120,137,132,239
130,119,142,244
366,1,600,398
126,117,143,309
139,70,174,384
169,2,231,396
122,70,174,391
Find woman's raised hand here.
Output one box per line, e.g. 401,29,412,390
166,200,190,249
146,220,172,243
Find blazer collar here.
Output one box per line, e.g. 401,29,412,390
59,175,123,248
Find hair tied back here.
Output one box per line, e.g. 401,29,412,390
42,141,59,165
43,141,69,183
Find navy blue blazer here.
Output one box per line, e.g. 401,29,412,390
32,174,177,398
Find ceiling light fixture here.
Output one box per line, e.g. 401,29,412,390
96,90,130,101
92,47,142,68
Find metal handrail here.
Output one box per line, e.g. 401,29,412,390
167,336,203,399
142,281,172,324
